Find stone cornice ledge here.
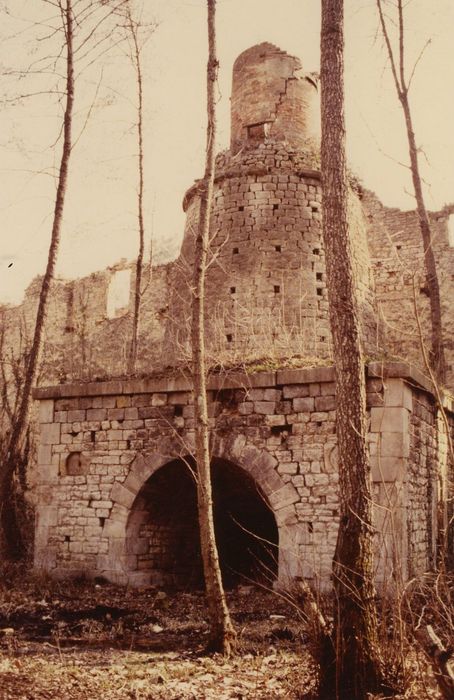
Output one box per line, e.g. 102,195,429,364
32,361,452,412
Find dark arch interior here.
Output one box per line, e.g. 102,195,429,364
128,457,279,589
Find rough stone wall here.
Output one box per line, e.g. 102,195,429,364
0,260,170,386
230,43,320,156
166,143,382,366
34,369,342,586
33,363,445,588
363,190,454,387
407,388,438,575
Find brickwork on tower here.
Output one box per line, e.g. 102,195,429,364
166,42,382,366
230,43,320,156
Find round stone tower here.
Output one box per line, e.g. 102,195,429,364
230,43,320,156
166,43,381,367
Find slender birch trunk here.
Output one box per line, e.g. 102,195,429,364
376,0,445,383
191,0,236,655
126,3,146,376
0,0,74,559
320,1,385,696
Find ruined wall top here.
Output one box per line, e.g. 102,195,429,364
230,43,320,155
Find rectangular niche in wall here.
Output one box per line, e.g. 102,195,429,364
62,451,89,476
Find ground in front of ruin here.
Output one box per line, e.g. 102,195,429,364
0,566,443,699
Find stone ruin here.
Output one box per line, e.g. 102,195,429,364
13,43,454,588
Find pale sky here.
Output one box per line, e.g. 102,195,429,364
1,0,453,305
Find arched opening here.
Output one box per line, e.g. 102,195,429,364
126,456,279,589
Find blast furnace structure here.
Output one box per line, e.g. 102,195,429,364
31,44,454,589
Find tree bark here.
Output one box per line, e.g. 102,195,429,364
126,2,146,376
320,1,385,696
376,0,445,383
191,0,236,655
0,0,74,559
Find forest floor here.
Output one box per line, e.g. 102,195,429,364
0,568,443,699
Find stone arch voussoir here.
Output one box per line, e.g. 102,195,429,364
98,450,183,582
98,439,301,586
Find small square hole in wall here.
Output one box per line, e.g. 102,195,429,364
232,247,239,255
99,517,105,527
273,204,279,211
64,535,70,543
230,286,236,294
274,285,280,294
316,272,322,281
307,522,314,534
174,405,183,417
275,245,281,252
313,248,320,255
396,244,402,251
271,424,289,436
239,205,244,212
319,335,326,343
226,333,233,343
316,287,323,296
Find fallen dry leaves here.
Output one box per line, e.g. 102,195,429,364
0,569,445,699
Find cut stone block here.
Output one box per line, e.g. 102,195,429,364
37,444,52,466
110,482,137,509
371,455,405,482
40,423,61,445
370,406,409,433
39,400,54,424
269,483,299,510
377,431,410,458
383,378,412,410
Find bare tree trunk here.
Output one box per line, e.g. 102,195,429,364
320,1,385,696
0,0,74,559
376,0,445,383
191,0,236,655
126,2,146,376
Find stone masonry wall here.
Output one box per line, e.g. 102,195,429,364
0,260,170,386
363,190,454,388
166,142,382,366
33,363,447,588
407,388,438,575
230,43,320,156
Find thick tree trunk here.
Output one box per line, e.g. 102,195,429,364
320,1,385,696
376,0,445,383
191,0,236,655
0,0,74,559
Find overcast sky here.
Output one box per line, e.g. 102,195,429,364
1,0,453,305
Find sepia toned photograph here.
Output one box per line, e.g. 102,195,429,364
0,1,453,697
